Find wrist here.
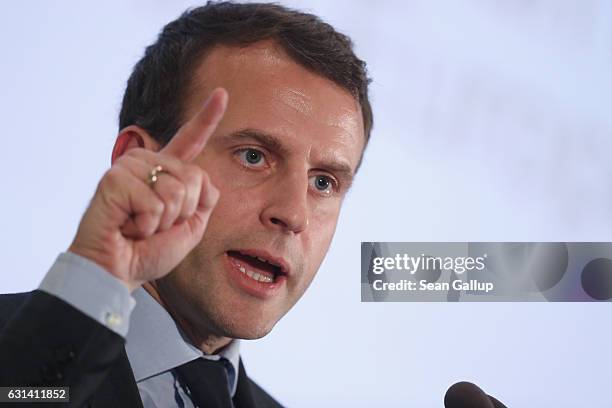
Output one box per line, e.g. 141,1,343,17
67,245,141,293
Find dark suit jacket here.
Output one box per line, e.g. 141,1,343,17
0,290,283,408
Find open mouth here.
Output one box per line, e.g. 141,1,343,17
226,250,287,284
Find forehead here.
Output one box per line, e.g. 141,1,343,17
184,40,365,168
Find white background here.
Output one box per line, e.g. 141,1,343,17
1,1,611,406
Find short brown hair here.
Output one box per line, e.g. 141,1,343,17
119,1,373,157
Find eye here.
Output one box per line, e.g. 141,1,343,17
309,175,336,195
236,148,267,168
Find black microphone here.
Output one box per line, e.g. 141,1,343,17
444,382,508,408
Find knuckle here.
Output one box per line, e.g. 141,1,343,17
116,151,137,166
157,152,181,170
136,215,156,235
148,198,165,216
184,164,203,185
114,156,136,172
167,182,187,203
125,147,146,159
101,167,122,189
164,195,181,215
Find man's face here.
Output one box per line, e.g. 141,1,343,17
156,40,365,340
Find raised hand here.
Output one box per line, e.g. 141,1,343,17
68,88,228,291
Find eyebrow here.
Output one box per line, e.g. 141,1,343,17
221,128,355,190
224,128,291,156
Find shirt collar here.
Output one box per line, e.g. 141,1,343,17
125,287,241,387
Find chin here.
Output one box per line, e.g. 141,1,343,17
203,279,292,340
212,310,279,340
227,325,274,340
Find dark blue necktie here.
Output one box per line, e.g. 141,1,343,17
174,358,233,408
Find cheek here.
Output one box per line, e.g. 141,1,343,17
311,197,341,234
295,223,335,297
204,159,265,216
304,205,341,266
210,183,260,224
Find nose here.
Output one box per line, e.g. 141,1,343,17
260,171,309,234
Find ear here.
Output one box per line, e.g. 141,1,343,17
111,125,162,164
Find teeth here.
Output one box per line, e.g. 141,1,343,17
257,256,267,263
258,275,273,283
237,264,274,283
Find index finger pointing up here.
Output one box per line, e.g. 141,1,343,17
161,87,228,162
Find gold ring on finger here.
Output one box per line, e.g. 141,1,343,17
147,165,167,186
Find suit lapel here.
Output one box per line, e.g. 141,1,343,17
89,348,143,408
233,359,257,408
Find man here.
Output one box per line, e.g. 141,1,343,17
0,2,372,407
